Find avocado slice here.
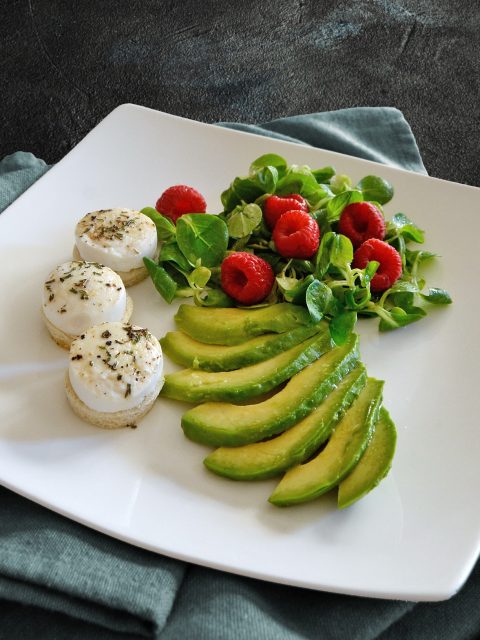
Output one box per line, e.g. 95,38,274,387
181,334,359,447
160,322,327,372
269,378,383,506
174,303,313,345
337,407,397,509
161,330,333,403
204,365,367,480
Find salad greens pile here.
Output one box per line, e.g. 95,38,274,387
142,154,451,344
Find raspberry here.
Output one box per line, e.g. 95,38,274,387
221,253,275,305
338,202,386,248
353,238,402,292
272,210,320,259
263,194,309,229
156,185,207,224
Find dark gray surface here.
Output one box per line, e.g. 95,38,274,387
1,0,479,186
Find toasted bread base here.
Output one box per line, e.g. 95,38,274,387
65,371,164,429
72,245,148,287
42,294,134,350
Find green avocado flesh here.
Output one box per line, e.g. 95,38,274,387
181,334,359,447
337,407,397,509
204,365,367,481
160,322,327,372
174,303,313,345
269,378,383,506
161,330,333,403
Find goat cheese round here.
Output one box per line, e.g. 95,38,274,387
69,322,163,413
42,261,128,336
74,208,157,272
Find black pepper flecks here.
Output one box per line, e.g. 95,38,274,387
124,325,149,344
79,210,140,244
75,324,159,404
48,262,123,313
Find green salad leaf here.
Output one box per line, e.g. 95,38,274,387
249,153,288,176
356,175,394,204
141,207,176,242
326,190,363,222
312,166,335,183
330,174,352,194
226,203,262,239
176,214,228,268
144,258,177,303
387,213,425,244
159,242,191,272
305,280,332,323
419,288,452,305
330,311,357,345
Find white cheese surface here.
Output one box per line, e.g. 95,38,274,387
75,208,157,272
69,322,163,413
42,261,127,336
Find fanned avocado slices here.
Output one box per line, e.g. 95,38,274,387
174,303,313,345
204,365,367,480
160,322,327,371
161,330,333,403
161,299,396,510
269,378,383,506
337,407,397,509
181,334,359,447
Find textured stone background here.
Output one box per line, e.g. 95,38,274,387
1,0,479,185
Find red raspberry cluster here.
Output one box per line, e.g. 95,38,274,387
221,253,275,305
338,201,401,291
154,183,401,305
353,238,402,292
338,202,386,248
221,193,320,305
272,210,320,259
265,194,319,260
263,194,309,229
156,185,207,223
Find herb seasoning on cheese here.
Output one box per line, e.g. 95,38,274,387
42,261,129,338
74,208,157,272
68,322,164,413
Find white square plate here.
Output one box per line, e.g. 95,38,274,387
1,104,479,601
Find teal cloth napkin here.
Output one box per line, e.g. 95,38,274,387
1,108,478,640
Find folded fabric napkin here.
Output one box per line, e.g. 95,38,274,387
1,107,479,640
